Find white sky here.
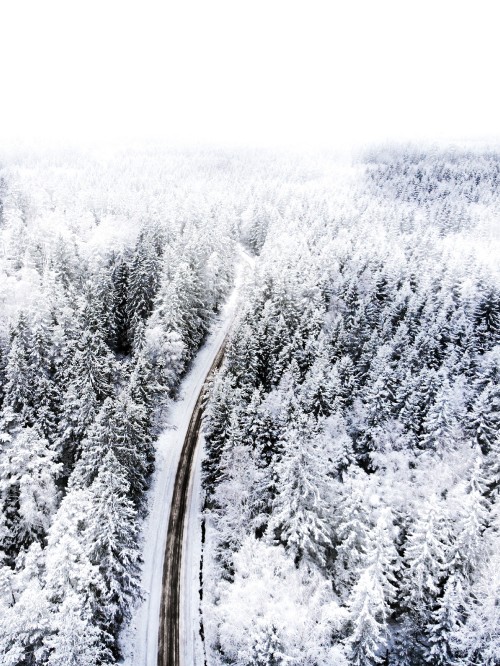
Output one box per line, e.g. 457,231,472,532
0,0,498,148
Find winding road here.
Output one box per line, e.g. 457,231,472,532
123,248,253,666
157,338,227,666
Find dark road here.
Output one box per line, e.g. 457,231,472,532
157,338,227,666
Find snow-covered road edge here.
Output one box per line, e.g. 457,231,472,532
121,248,254,666
180,430,205,666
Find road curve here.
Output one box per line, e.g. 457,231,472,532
157,336,227,666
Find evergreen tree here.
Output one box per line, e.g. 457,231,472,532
248,621,288,666
299,340,337,417
72,391,152,503
44,488,113,664
110,253,130,354
451,550,500,665
44,488,107,620
419,376,462,453
224,321,260,395
483,434,500,496
203,373,238,505
267,415,333,566
399,367,441,439
426,574,464,665
0,575,51,665
126,228,161,347
450,456,489,584
86,451,141,630
472,284,500,352
3,314,33,424
345,508,400,665
57,326,115,471
45,593,114,666
212,411,262,563
333,469,370,597
346,568,388,666
470,382,500,454
28,312,59,441
0,426,60,557
401,495,451,658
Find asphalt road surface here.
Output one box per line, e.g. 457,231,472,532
157,337,227,666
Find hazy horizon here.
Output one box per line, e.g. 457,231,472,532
1,0,499,149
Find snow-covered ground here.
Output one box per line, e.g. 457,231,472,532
121,248,253,666
180,431,205,666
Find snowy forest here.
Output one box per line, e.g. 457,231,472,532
201,147,500,665
0,146,239,663
0,144,499,665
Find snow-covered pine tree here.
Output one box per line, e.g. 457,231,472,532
126,228,161,348
267,414,333,567
203,373,239,506
86,451,141,633
57,326,115,473
0,425,60,558
71,391,152,504
3,314,33,424
399,496,452,660
346,508,400,666
470,382,500,455
248,621,288,666
332,468,370,598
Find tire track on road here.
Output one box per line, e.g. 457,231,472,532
157,337,228,666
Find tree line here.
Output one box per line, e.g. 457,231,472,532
202,146,500,665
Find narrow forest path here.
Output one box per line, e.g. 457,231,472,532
122,247,254,666
157,333,228,666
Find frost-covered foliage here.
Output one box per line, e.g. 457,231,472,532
0,145,248,663
2,143,499,664
202,146,500,665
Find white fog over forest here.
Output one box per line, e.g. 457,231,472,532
0,2,499,665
